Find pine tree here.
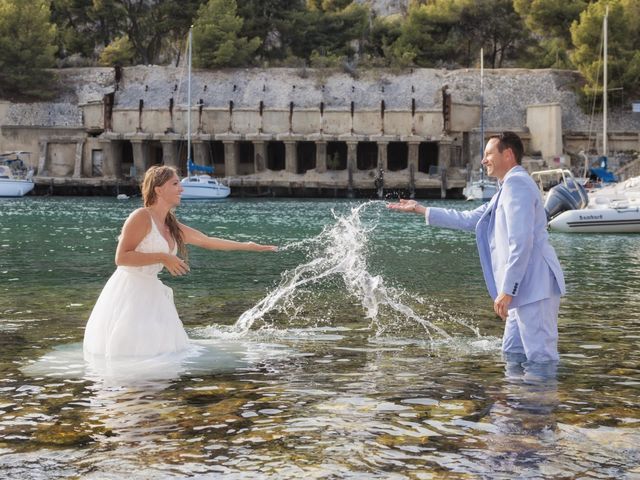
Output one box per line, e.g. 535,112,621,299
193,0,261,68
571,0,640,104
0,0,57,99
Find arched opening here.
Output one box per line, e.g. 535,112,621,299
388,142,408,171
357,142,377,170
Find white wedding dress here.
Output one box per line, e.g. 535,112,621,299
83,215,189,359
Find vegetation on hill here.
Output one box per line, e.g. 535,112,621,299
0,0,638,107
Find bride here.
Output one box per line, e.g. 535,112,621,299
83,165,277,359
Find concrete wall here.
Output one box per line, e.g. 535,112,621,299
82,103,104,131
451,103,481,133
526,103,562,159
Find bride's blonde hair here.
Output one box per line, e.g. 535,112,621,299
141,165,187,259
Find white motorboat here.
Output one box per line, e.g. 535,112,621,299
180,173,230,200
179,28,231,201
0,152,34,197
548,205,640,233
588,175,640,208
543,10,640,234
531,168,589,217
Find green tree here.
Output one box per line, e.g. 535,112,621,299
99,35,135,66
0,0,57,99
514,0,588,68
236,0,306,62
288,2,370,61
193,0,261,68
390,0,529,69
51,0,97,60
306,0,353,12
460,0,529,68
360,15,403,66
389,1,459,67
571,0,640,105
51,0,204,65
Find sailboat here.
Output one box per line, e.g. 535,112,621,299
548,6,640,233
180,27,230,200
463,48,498,201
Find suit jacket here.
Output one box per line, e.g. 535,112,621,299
428,165,565,308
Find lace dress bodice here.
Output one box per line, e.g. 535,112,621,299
120,217,177,277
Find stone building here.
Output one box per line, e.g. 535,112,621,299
1,67,639,197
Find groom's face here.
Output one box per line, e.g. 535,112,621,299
482,138,514,181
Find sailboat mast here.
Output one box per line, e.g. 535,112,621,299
603,6,608,158
480,48,484,177
187,27,193,175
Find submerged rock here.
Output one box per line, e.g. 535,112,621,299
33,423,93,446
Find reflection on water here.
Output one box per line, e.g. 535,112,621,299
1,197,640,478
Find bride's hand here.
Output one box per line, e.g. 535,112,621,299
247,242,278,252
162,254,190,276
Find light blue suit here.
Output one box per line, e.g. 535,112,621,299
427,166,565,362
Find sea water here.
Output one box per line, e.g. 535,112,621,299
1,196,639,478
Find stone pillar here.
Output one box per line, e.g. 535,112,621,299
99,138,123,178
223,140,238,176
192,139,211,168
130,139,150,180
161,140,180,170
315,140,327,173
377,141,389,171
407,141,420,173
439,137,452,171
284,140,297,173
346,141,358,173
37,140,48,175
73,140,85,178
439,136,453,199
253,140,267,172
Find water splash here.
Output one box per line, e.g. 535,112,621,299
229,201,479,340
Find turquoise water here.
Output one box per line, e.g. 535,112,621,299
1,197,639,478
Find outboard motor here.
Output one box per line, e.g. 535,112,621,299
544,177,588,219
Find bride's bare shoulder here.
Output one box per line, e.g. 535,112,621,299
122,208,152,231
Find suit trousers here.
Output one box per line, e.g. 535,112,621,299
502,294,561,363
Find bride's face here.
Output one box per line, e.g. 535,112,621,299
155,173,183,206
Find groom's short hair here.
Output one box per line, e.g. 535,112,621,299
490,131,524,165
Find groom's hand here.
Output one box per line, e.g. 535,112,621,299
387,199,426,215
494,293,513,320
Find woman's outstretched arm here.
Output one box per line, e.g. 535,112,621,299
179,222,278,252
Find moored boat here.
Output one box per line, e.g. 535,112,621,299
179,27,231,201
463,176,498,201
180,170,230,200
548,206,640,233
0,152,34,197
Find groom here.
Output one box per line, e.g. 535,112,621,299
388,131,564,363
